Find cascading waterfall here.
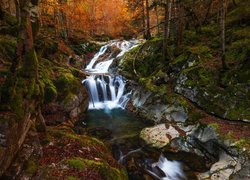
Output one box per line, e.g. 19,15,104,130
83,40,140,110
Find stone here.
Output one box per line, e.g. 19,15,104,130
62,94,79,112
170,110,188,123
140,124,180,148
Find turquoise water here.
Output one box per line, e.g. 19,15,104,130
85,108,148,140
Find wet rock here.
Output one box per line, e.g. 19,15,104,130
198,152,243,180
128,85,188,123
230,156,250,180
140,124,180,148
43,86,89,126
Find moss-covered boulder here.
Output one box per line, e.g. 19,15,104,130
175,65,250,122
23,126,128,179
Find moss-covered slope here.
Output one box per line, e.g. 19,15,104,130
119,0,250,122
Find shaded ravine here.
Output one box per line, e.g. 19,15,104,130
81,40,201,180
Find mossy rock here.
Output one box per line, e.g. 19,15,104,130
0,10,17,26
64,158,127,180
120,37,164,78
0,35,17,61
38,126,128,179
24,159,38,175
54,73,80,100
44,84,57,103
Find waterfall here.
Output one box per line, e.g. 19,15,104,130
150,154,187,180
83,40,140,110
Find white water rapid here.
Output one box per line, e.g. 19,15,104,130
83,40,140,110
151,154,187,180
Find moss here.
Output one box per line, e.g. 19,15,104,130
0,35,17,61
64,132,81,141
187,45,212,59
0,10,17,26
44,83,57,103
67,176,77,180
54,72,79,101
65,158,127,180
209,123,219,132
188,111,203,125
11,87,25,118
201,25,218,37
27,78,36,99
21,49,38,78
184,30,198,44
226,0,250,27
231,27,250,41
25,159,38,175
139,77,157,92
234,138,250,151
68,159,85,170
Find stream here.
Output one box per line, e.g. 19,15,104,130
81,40,195,180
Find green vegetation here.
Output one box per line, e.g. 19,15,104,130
25,159,38,175
119,0,250,122
68,158,85,170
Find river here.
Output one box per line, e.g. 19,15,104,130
81,40,192,180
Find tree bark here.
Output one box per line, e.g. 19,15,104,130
220,0,227,69
163,0,168,61
175,0,184,54
145,0,151,39
58,0,68,40
142,0,146,38
155,5,160,34
14,0,20,24
167,0,172,38
203,0,213,24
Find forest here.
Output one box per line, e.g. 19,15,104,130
0,0,249,179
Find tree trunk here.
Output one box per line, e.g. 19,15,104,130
14,0,20,24
142,0,146,38
220,0,227,69
58,0,68,40
145,0,151,39
203,0,213,24
232,0,237,6
167,0,172,38
175,0,183,54
163,0,168,61
155,5,160,34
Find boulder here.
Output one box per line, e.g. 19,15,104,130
140,124,180,148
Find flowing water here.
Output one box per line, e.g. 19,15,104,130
82,40,188,180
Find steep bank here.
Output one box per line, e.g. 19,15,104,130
115,1,250,179
0,11,126,178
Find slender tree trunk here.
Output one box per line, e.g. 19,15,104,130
14,0,20,24
203,0,213,24
145,0,151,39
232,0,237,6
220,0,227,69
155,5,160,34
58,0,68,40
167,0,172,38
163,0,168,61
142,0,146,38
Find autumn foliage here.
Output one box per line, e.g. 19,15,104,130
40,0,134,38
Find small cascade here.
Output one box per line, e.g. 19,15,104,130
83,40,140,110
150,154,187,180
